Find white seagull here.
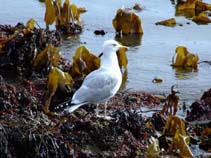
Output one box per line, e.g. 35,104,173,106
65,39,128,119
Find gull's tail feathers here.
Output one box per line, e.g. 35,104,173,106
65,102,86,113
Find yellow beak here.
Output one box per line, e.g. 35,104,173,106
118,45,129,52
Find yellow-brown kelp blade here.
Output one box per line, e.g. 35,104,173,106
44,0,56,26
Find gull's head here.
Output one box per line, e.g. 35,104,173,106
102,39,128,54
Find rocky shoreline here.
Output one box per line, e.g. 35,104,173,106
0,23,211,158
0,74,211,157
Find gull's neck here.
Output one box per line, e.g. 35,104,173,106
100,51,120,71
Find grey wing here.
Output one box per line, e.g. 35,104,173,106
72,70,119,104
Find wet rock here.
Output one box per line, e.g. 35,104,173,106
158,135,170,152
186,88,211,122
56,23,82,35
94,29,106,35
199,136,211,151
133,3,143,11
151,112,166,131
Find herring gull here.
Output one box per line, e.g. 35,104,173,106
65,39,128,119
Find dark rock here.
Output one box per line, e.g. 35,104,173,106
158,135,170,152
151,112,166,131
186,88,211,122
199,137,211,151
94,30,106,35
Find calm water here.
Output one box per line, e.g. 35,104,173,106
0,0,211,103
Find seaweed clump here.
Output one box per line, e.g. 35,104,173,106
60,110,155,158
0,23,61,77
0,75,157,158
0,69,164,158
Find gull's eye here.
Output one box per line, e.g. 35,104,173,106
112,43,117,47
